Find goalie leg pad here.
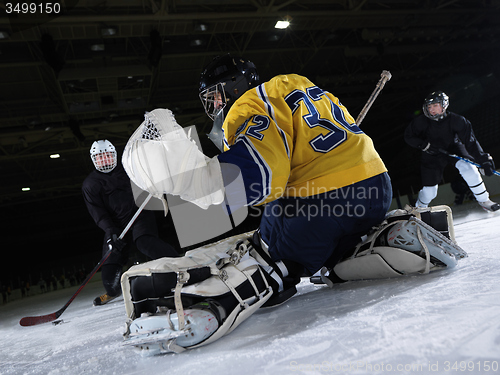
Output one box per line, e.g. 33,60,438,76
121,237,274,354
333,246,432,281
328,205,467,282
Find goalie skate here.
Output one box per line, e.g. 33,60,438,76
312,205,468,284
384,216,467,265
380,205,467,265
123,308,219,356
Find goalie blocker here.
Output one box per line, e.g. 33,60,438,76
121,205,467,355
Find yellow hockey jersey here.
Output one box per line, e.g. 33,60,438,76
217,74,387,206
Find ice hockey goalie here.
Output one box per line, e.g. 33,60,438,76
121,205,467,355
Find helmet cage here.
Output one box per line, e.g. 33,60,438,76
199,55,259,121
199,82,227,121
90,140,117,173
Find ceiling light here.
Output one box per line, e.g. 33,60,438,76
50,154,60,159
29,118,41,127
190,39,205,47
101,27,117,36
22,187,31,192
194,23,208,32
275,20,290,29
90,44,105,51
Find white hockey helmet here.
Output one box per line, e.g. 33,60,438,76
90,139,117,173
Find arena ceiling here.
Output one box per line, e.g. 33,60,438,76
1,0,500,261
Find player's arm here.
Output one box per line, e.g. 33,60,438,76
218,114,290,207
82,179,120,235
404,119,428,150
456,116,495,174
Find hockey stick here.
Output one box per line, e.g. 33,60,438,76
439,149,500,177
19,193,154,327
356,70,392,126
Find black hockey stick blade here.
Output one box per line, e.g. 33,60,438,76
19,249,113,327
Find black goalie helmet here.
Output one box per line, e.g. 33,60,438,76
199,54,259,150
423,91,449,121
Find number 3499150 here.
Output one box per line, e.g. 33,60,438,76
5,2,62,14
444,361,498,372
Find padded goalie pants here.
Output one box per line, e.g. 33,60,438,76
259,172,392,275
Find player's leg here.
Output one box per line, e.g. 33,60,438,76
94,238,128,306
132,210,180,258
455,159,500,211
416,155,447,207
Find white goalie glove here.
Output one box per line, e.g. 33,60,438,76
122,108,225,209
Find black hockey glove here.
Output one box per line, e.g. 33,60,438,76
421,142,441,155
480,157,496,177
107,234,127,253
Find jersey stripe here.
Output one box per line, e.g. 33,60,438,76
256,83,291,159
237,136,272,205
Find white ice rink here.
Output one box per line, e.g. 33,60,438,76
1,201,500,375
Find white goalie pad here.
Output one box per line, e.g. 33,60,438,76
330,205,467,282
122,108,224,209
121,235,273,355
333,247,429,280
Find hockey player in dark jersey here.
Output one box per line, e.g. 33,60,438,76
82,140,178,306
405,91,499,212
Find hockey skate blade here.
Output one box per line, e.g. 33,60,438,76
123,327,188,347
123,309,219,354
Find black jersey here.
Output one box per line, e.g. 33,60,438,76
82,163,152,239
404,112,488,163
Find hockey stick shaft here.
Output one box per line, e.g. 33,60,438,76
439,150,500,177
356,70,392,126
19,193,153,327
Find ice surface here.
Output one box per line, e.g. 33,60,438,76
1,202,500,375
